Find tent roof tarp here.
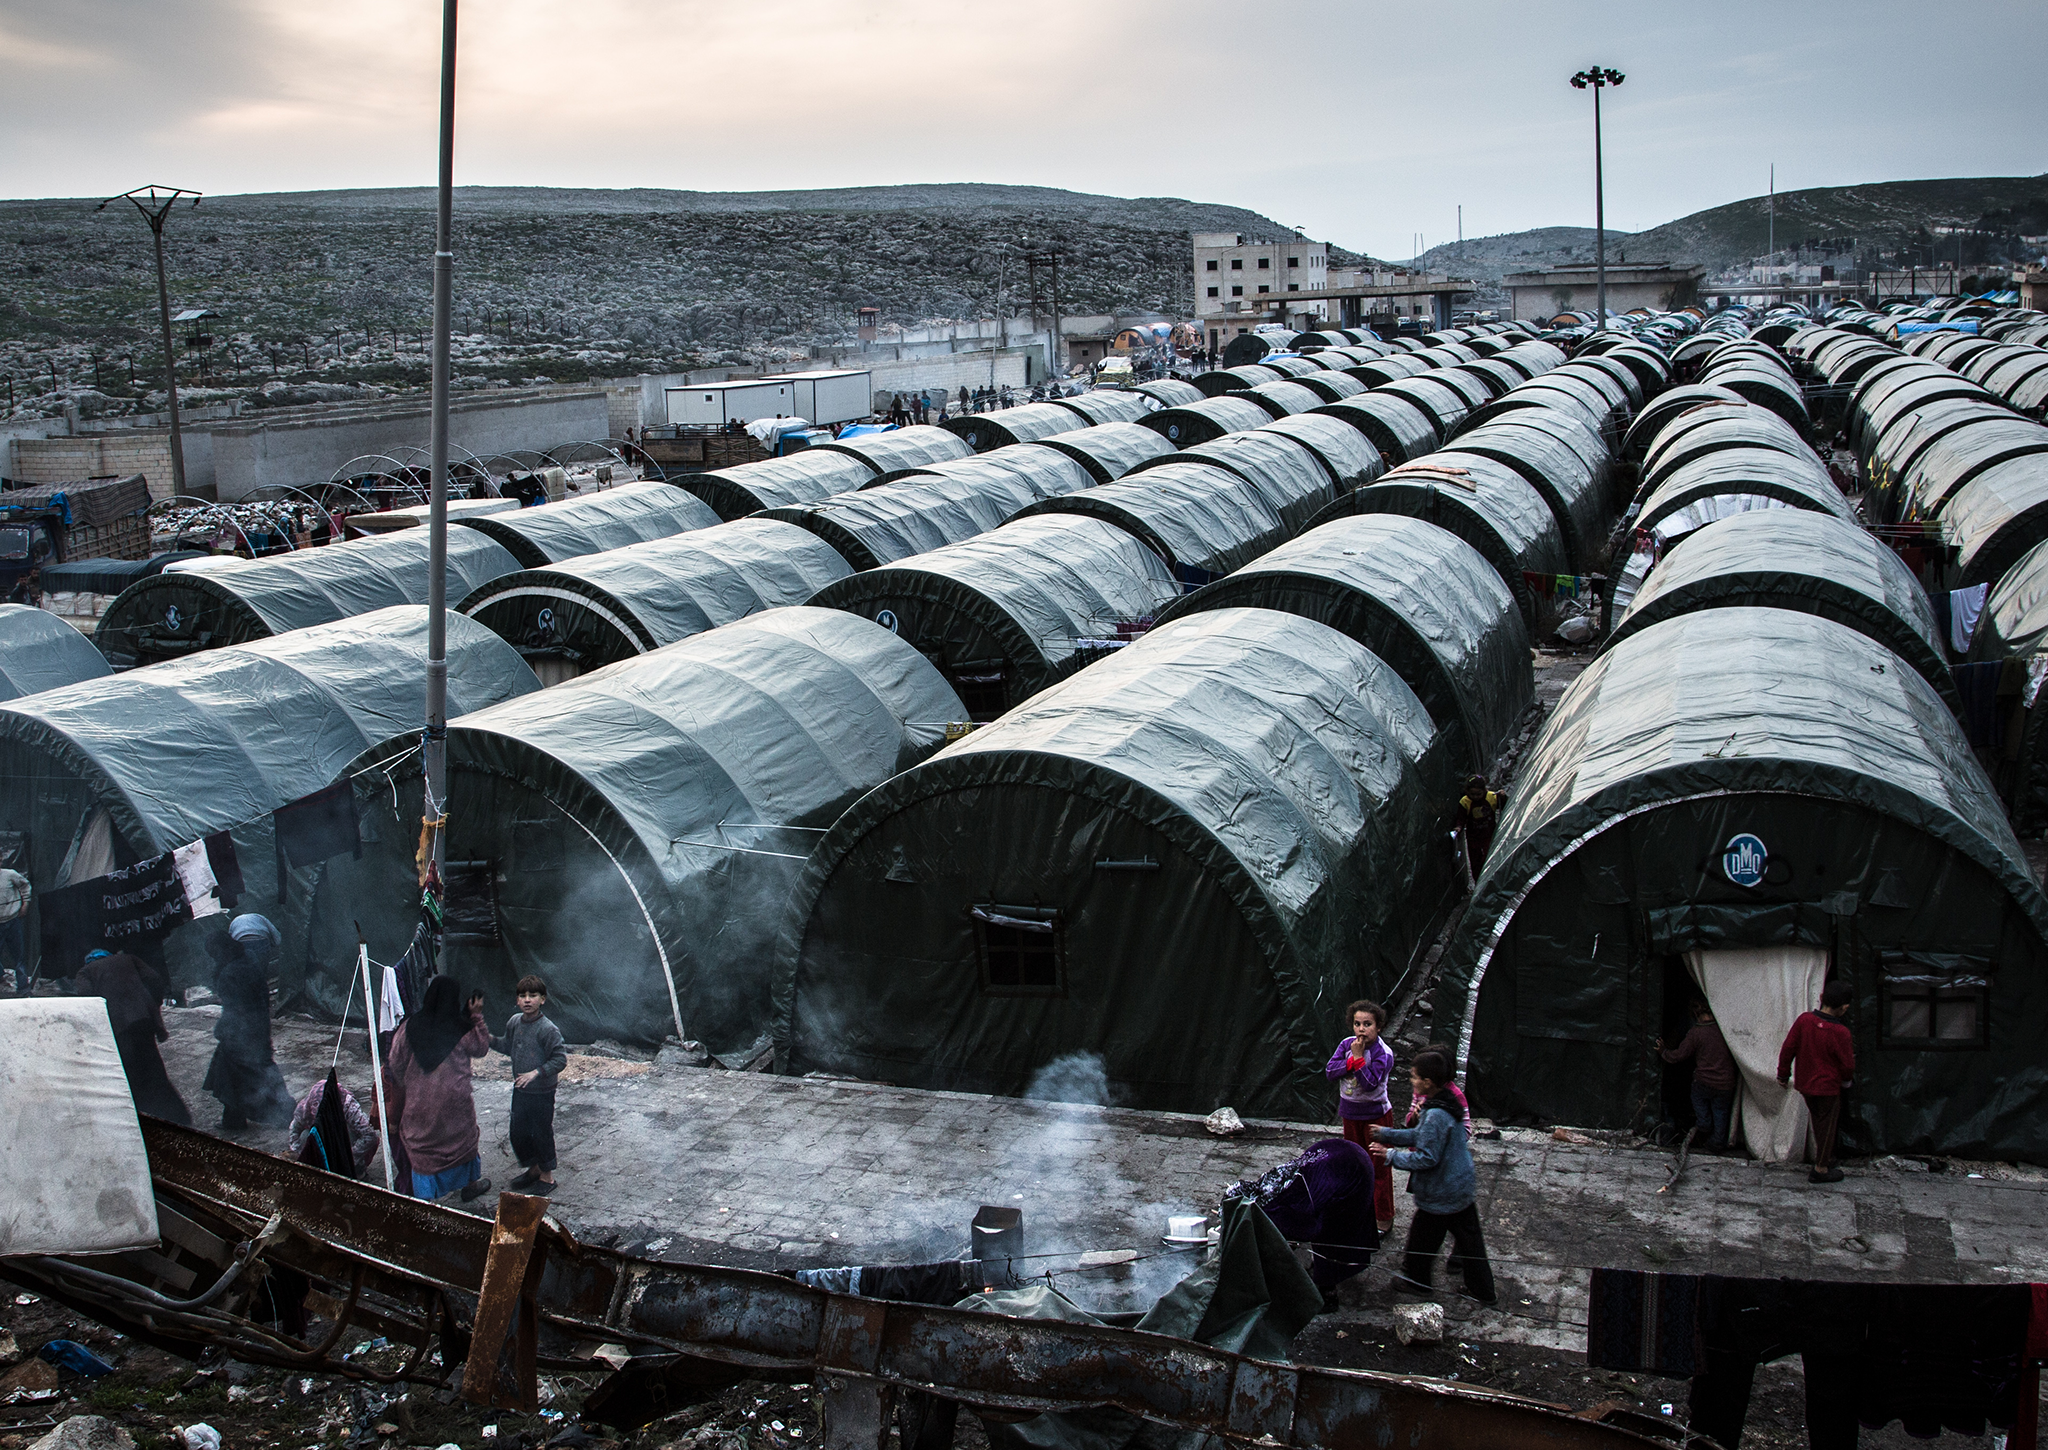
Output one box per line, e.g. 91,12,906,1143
1901,417,2048,520
1131,379,1205,409
1941,455,2048,590
1193,366,1283,398
1310,396,1438,464
1621,386,1747,462
1641,405,1811,489
1051,391,1154,426
941,402,1088,453
1136,397,1276,449
1974,530,2048,661
0,603,109,703
457,518,854,670
1229,381,1327,419
1126,430,1336,535
1036,422,1179,483
1251,413,1385,490
452,481,721,569
1156,514,1532,776
1608,509,1959,709
1635,448,1850,542
1015,461,1290,585
814,425,975,476
1437,426,1612,566
685,450,880,521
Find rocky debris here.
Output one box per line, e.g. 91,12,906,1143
1391,1302,1445,1346
28,1419,135,1450
1204,1107,1245,1138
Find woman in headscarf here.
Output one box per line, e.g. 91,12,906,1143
74,948,191,1124
202,914,296,1130
384,975,493,1203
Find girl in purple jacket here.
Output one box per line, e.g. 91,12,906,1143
1326,999,1397,1232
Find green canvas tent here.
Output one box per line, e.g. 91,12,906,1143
307,608,963,1051
1434,607,2048,1163
450,480,720,568
1641,404,1813,491
1967,537,2048,831
805,514,1181,719
1607,510,1959,711
684,450,880,521
1014,461,1290,587
0,604,109,702
457,518,853,680
1227,380,1327,419
1051,390,1154,426
773,607,1461,1119
1620,385,1746,464
94,527,521,669
0,605,538,994
1309,395,1439,464
1427,437,1610,570
1155,515,1533,785
1124,430,1336,535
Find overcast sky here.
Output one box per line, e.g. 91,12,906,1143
3,0,2042,259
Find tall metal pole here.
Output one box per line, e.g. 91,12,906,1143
1570,67,1624,331
1768,163,1775,271
100,187,200,496
423,0,458,887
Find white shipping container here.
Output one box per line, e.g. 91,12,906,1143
665,379,798,427
767,369,873,427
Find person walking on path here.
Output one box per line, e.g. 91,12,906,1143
75,948,190,1124
1325,999,1398,1233
1370,1049,1497,1304
202,914,295,1130
385,975,494,1202
1778,979,1855,1183
1658,1000,1737,1152
491,974,567,1194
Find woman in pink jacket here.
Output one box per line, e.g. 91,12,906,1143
385,975,494,1203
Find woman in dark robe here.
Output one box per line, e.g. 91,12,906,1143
74,948,191,1124
202,913,295,1130
385,975,493,1202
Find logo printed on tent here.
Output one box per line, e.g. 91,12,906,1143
1722,833,1768,888
875,609,899,634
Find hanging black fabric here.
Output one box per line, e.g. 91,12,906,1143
38,853,190,969
298,1070,358,1177
272,780,361,895
1586,1268,1702,1376
204,831,244,909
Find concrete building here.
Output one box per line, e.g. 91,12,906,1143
1502,261,1706,322
1193,231,1329,355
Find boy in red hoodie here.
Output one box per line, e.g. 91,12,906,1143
1777,979,1855,1183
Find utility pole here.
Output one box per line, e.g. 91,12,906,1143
1569,66,1625,330
99,185,201,493
1768,163,1775,273
423,0,458,893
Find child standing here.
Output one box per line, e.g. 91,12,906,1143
1370,1049,1496,1304
491,975,568,1194
1657,1000,1737,1152
1325,1000,1397,1233
1777,979,1855,1184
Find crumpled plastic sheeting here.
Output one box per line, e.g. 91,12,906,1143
1021,463,1291,581
808,515,1180,704
455,479,720,569
1636,449,1849,539
1610,509,1956,710
0,602,110,703
1158,513,1531,777
688,449,879,520
775,608,1453,1117
458,518,853,667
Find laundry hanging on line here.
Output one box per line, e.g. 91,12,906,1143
1522,571,1602,601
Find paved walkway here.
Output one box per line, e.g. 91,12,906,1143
158,1009,2048,1348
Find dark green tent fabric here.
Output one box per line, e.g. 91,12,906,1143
1253,413,1385,491
1124,431,1336,536
1323,461,1570,628
814,424,974,475
310,607,963,1051
941,402,1089,452
94,526,521,669
1156,514,1532,781
1433,608,2048,1162
1015,462,1289,587
1287,370,1368,404
774,607,1458,1119
456,518,854,674
685,450,880,521
0,604,108,702
1969,536,2048,832
451,480,720,569
1310,395,1438,464
1621,385,1746,463
1051,390,1154,426
1036,422,1179,483
1374,378,1475,443
1635,449,1851,543
1461,373,1616,440
805,515,1181,719
1642,405,1818,491
1228,380,1326,419
1437,430,1612,565
1871,400,2010,502
1131,379,1204,409
0,606,538,994
1696,358,1810,435
1943,455,2048,589
1136,397,1275,448
1447,359,1522,400
1900,417,2048,521
1608,510,1959,710
1343,355,1432,387
1193,366,1284,397
761,452,1096,571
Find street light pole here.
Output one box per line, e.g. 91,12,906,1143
424,0,458,892
1569,66,1625,330
99,186,201,494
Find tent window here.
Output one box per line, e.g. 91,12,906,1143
971,904,1064,996
1881,971,1988,1049
442,859,502,944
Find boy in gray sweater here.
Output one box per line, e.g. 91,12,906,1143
491,974,567,1193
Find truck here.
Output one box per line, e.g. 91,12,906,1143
0,475,153,604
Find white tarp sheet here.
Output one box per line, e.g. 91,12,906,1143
1687,947,1829,1163
0,998,159,1255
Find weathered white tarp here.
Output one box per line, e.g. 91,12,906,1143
0,998,159,1255
1688,947,1829,1163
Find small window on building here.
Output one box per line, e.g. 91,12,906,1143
1206,286,1218,298
1257,257,1270,269
1257,285,1269,294
1205,259,1218,271
1230,259,1243,270
1231,286,1243,297
1880,957,1990,1049
1287,284,1299,292
1288,256,1300,268
971,904,1064,995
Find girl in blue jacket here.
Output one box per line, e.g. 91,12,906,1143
1369,1048,1496,1303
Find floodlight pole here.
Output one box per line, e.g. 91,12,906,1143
1569,66,1624,330
100,186,201,495
424,0,458,886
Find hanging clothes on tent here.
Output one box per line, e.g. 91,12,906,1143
1685,947,1829,1162
1951,583,1990,657
171,840,224,920
379,961,407,1035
